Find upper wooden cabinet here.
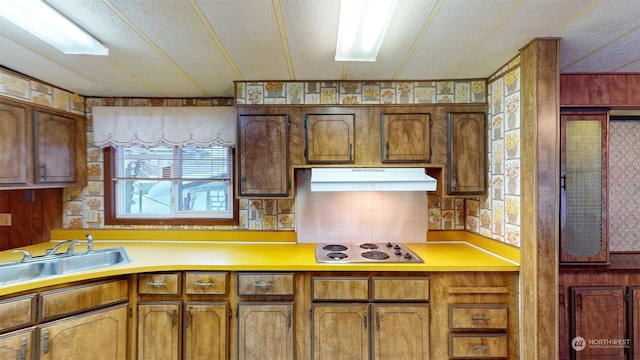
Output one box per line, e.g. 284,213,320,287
560,110,608,263
0,101,28,185
34,109,79,184
305,113,354,163
381,113,431,162
0,98,86,188
447,112,487,195
237,114,290,197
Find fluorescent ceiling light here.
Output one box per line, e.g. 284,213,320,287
335,0,396,62
0,0,109,55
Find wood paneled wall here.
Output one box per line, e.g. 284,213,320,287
0,188,62,250
560,74,640,107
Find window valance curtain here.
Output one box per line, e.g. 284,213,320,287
92,106,237,148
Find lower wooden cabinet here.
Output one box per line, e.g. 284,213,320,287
312,304,370,359
373,304,430,359
0,271,519,360
39,303,128,360
311,275,431,360
136,272,230,360
236,272,295,360
184,302,229,360
570,286,625,360
237,302,295,360
0,327,34,360
311,304,430,360
449,333,508,358
137,302,182,360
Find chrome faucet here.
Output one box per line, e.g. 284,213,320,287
12,249,32,262
86,233,94,253
46,239,81,256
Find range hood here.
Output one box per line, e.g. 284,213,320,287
310,168,437,192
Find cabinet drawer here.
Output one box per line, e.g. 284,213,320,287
139,273,181,295
449,334,507,359
40,279,128,321
238,273,294,295
449,305,508,330
372,277,429,301
185,271,228,295
312,277,369,301
0,295,36,333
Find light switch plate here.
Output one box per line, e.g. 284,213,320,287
0,213,12,226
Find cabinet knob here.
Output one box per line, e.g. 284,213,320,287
40,164,47,180
195,281,214,287
147,281,167,287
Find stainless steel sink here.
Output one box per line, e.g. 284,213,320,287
0,247,130,286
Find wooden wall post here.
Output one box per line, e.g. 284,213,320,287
520,38,560,359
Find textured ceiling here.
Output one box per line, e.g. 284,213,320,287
1,0,638,98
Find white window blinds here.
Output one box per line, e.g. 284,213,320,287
92,106,237,148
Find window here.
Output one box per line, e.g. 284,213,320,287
104,145,238,225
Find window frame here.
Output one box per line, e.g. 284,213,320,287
103,147,239,226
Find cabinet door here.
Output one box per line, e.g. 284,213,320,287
629,287,640,359
0,328,34,360
447,112,487,194
305,114,355,163
39,303,127,360
137,302,181,360
184,302,228,360
372,304,430,360
237,302,294,360
381,113,431,162
33,109,77,184
560,111,608,263
570,286,624,359
312,304,370,360
0,101,28,185
238,114,289,197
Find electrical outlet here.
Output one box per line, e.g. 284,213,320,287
0,213,12,226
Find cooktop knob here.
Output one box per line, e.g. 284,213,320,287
395,250,402,256
394,244,401,250
386,242,393,248
404,253,412,260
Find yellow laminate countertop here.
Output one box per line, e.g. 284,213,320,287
0,231,519,295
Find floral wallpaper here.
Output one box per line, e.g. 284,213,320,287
235,80,486,105
0,68,84,115
473,57,522,246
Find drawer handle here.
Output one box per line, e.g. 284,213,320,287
253,281,274,289
195,281,214,287
470,345,489,351
471,316,490,322
147,281,167,287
